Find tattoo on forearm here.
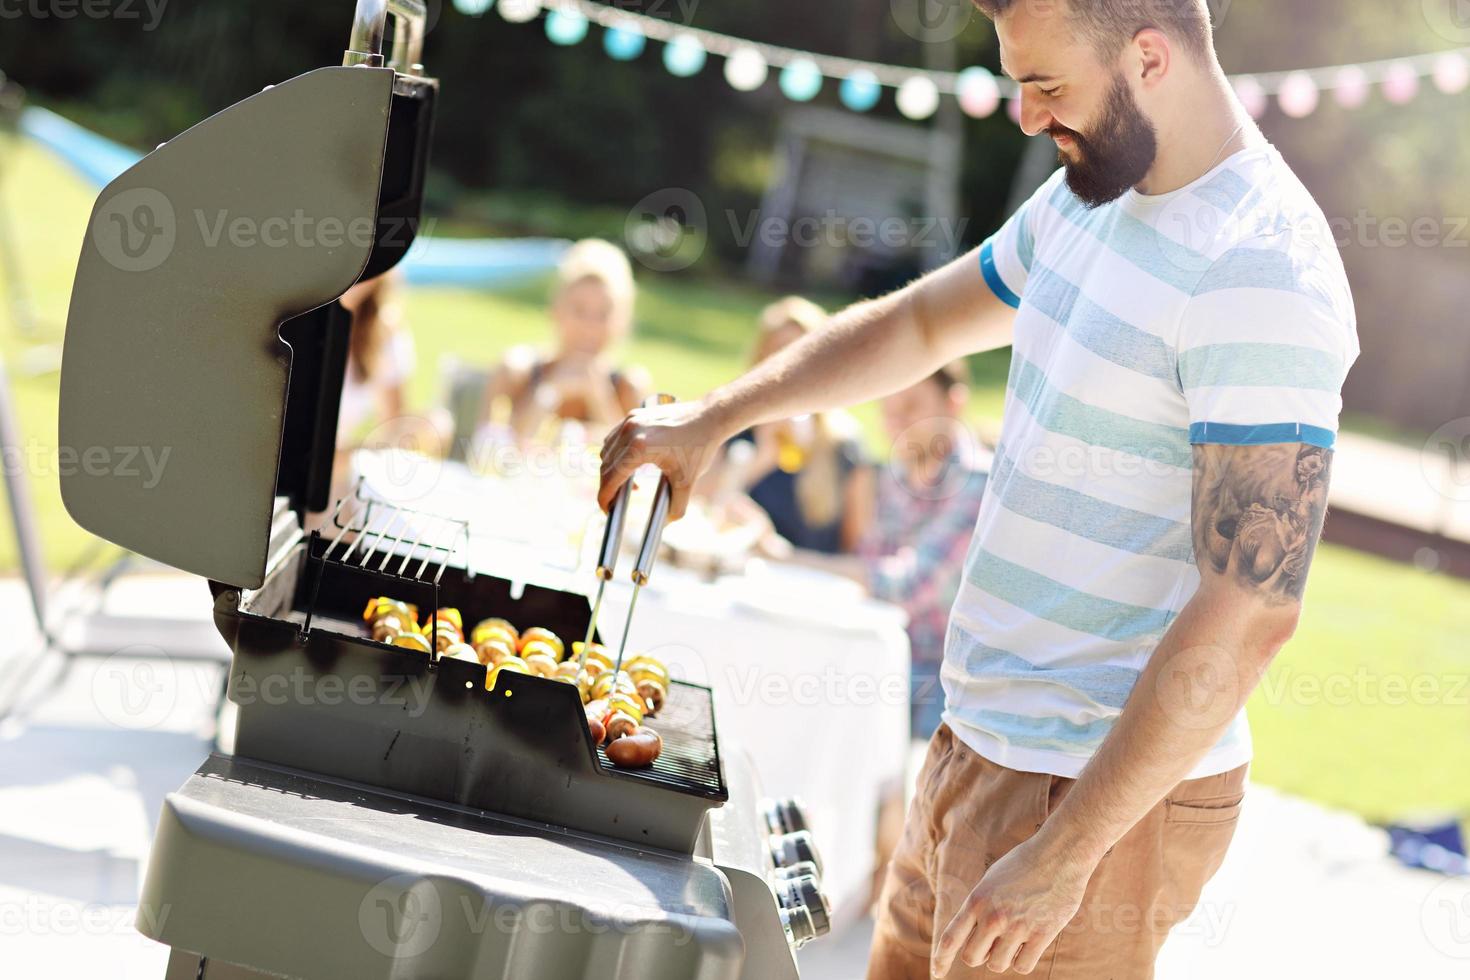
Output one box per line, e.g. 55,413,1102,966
1192,444,1332,603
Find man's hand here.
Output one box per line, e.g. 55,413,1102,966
932,832,1094,976
598,398,734,519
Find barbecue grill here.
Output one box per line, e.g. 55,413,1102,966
57,3,831,976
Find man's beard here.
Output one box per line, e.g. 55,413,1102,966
1050,74,1159,208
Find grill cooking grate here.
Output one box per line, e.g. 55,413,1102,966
598,680,725,798
298,479,471,641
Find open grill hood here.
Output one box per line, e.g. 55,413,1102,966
59,60,435,589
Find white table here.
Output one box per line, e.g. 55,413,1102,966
355,450,913,919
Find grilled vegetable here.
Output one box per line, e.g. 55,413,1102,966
584,698,609,744
441,641,478,663
605,693,645,726
636,678,666,714
591,670,638,702
486,656,531,690
604,709,640,742
518,627,564,659
572,642,614,674
524,651,559,677
391,631,433,656
519,638,561,664
606,726,662,768
471,618,519,647
364,597,416,624
427,616,462,653
475,637,517,667
371,614,407,644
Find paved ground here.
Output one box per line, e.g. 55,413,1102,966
3,574,1469,979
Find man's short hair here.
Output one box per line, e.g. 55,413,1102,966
972,0,1214,58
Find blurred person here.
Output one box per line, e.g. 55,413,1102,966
780,360,989,738
599,1,1358,976
720,297,874,554
322,270,451,515
337,270,413,443
482,238,649,443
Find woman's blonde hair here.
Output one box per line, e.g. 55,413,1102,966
752,296,846,530
554,238,636,321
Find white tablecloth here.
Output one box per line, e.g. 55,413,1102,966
356,450,912,918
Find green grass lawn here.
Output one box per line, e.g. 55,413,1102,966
3,134,1468,824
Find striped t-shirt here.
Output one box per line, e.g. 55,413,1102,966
942,145,1358,779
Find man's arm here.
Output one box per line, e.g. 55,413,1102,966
702,248,1014,437
934,441,1332,976
598,247,1015,516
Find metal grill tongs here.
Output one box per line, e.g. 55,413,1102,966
578,394,677,681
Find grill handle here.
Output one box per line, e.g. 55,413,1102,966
345,0,427,75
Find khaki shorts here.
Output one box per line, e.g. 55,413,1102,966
868,724,1246,979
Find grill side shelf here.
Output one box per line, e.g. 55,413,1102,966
215,591,726,855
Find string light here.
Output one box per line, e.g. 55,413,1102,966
1381,61,1420,104
544,8,588,45
780,59,822,102
840,70,881,113
1334,65,1371,109
956,66,1001,118
1433,52,1469,95
603,23,644,61
474,0,1470,119
896,76,941,120
497,0,540,25
1277,71,1319,118
1234,76,1267,119
662,33,706,77
724,46,768,91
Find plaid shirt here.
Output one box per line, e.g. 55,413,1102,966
858,449,989,669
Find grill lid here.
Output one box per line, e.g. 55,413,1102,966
59,63,431,589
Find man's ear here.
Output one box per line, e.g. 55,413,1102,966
1132,27,1171,86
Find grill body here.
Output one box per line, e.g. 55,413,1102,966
216,531,727,854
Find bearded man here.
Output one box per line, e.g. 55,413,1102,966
599,1,1359,975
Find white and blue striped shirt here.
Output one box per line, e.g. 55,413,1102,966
944,145,1358,778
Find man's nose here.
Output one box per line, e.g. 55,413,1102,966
1018,91,1053,138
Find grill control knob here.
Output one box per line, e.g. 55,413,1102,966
779,903,817,948
772,860,820,882
761,797,810,836
775,874,832,939
769,829,823,877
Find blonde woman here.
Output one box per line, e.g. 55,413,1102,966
721,297,874,554
483,238,650,441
